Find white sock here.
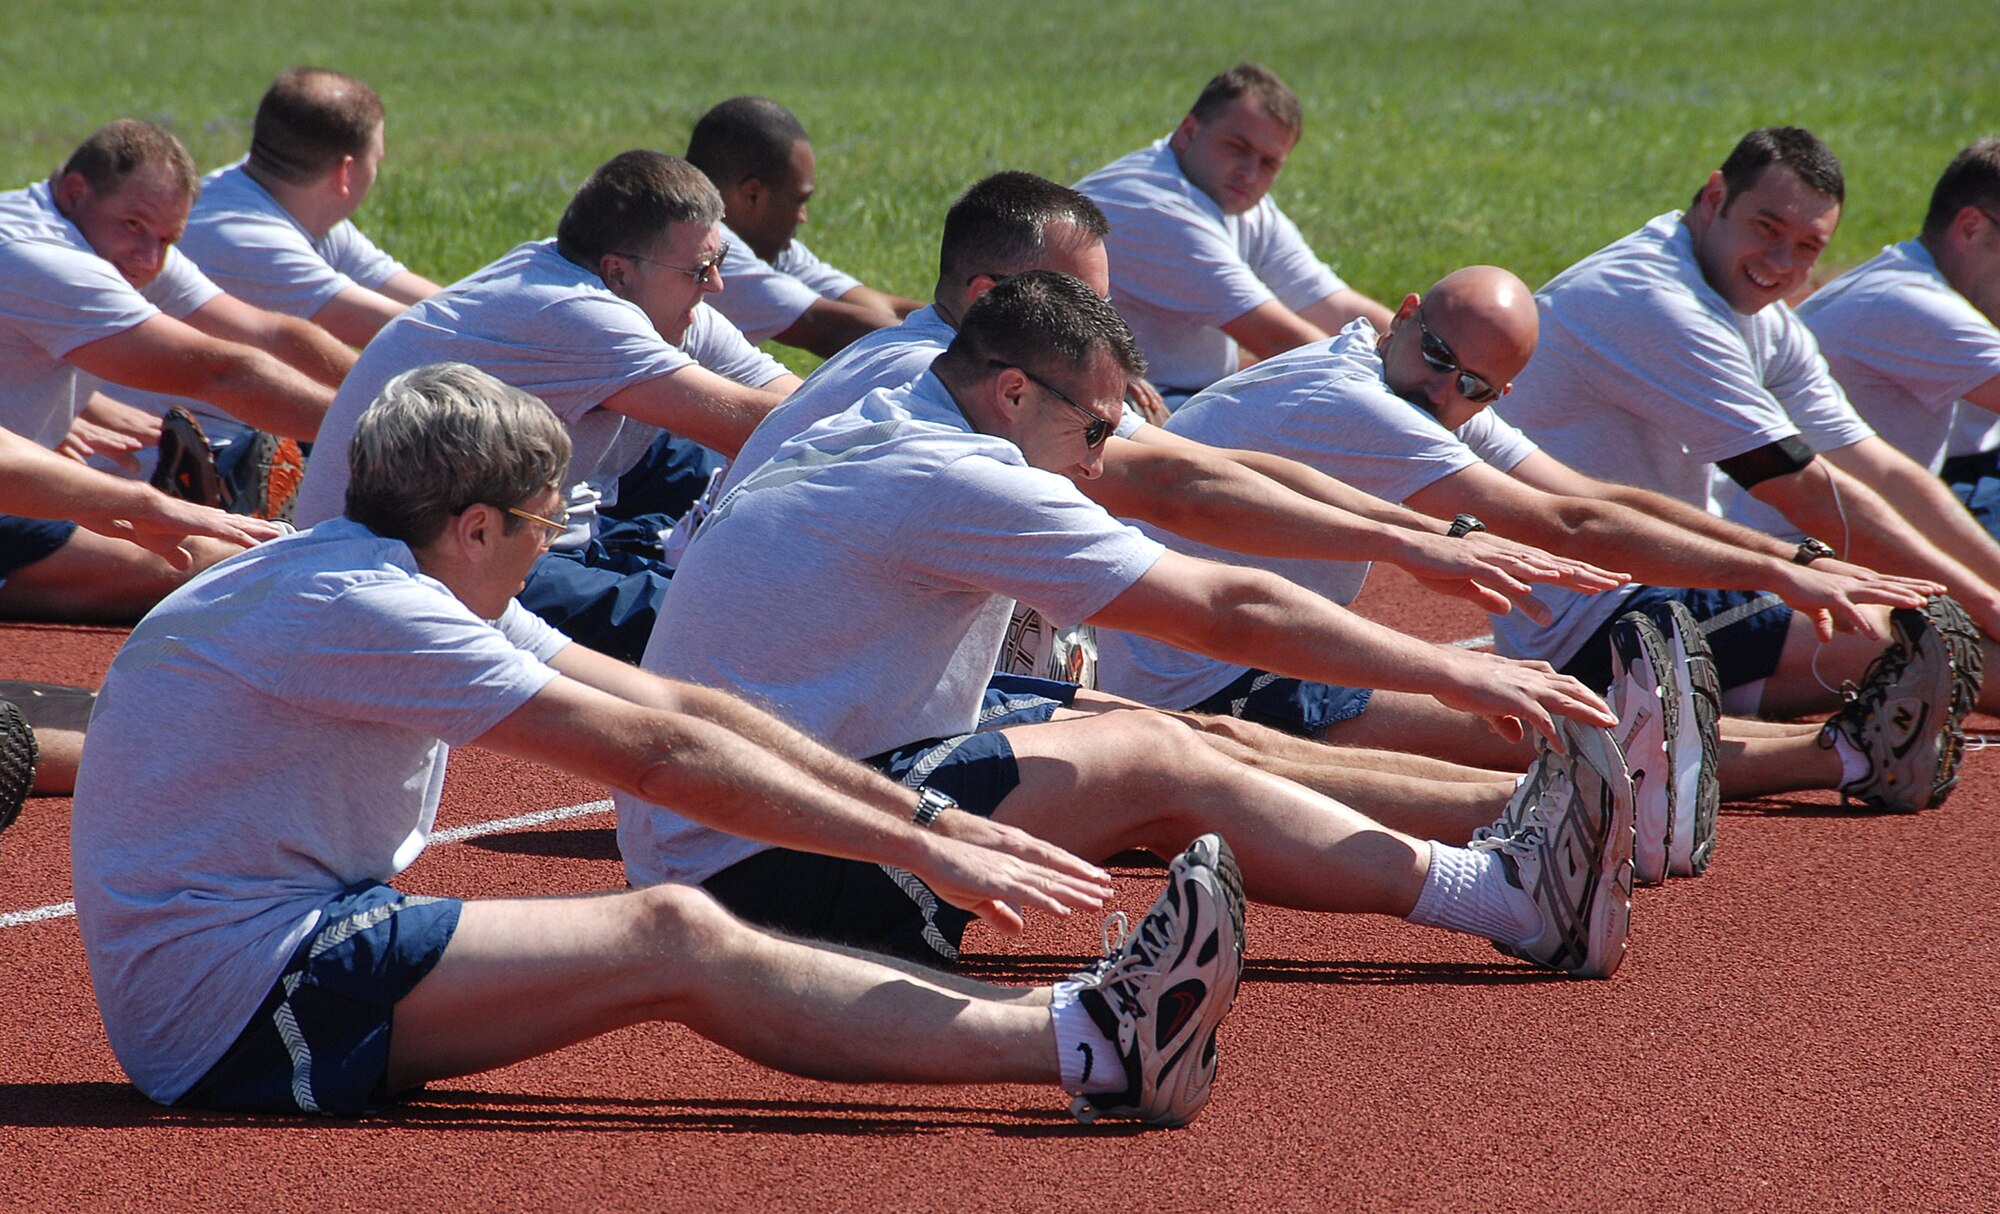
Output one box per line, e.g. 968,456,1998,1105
1405,841,1543,948
1049,980,1124,1095
1828,731,1869,786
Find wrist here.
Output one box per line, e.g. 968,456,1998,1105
911,785,957,829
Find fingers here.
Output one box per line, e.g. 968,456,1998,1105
969,899,1026,936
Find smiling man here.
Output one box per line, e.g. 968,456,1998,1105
291,151,800,660
1075,63,1392,401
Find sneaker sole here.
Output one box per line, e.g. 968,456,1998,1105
1144,835,1246,1127
1609,612,1678,887
1922,595,1982,807
1661,602,1721,876
1557,719,1636,979
0,700,37,835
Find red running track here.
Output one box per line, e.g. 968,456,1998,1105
1,567,1995,1211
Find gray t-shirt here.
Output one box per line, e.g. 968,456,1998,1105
1075,137,1346,392
706,222,864,345
71,517,567,1103
0,180,220,448
118,162,410,428
1494,211,1846,665
1096,320,1540,709
620,370,1165,887
292,239,718,537
1798,239,2000,472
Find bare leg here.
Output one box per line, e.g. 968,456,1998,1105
0,531,242,624
388,884,1060,1091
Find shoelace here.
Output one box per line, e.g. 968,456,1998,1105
1471,767,1572,855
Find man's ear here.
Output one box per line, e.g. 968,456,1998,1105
53,171,89,211
1169,114,1201,151
332,153,357,198
1694,170,1728,218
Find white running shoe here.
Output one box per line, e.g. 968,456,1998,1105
1817,598,1966,812
1476,718,1635,979
1068,833,1246,1127
1659,602,1721,875
1607,611,1679,886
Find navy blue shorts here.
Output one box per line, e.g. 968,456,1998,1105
1942,450,2000,544
1187,669,1373,738
517,535,672,664
703,689,1067,967
0,514,77,580
175,883,462,1117
1559,586,1792,694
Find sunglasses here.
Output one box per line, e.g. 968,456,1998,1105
616,245,728,286
1414,306,1501,404
990,360,1113,448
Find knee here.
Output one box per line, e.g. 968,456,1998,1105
626,881,739,953
1100,709,1232,783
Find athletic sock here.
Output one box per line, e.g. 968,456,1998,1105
1405,841,1542,948
1049,979,1124,1095
1828,731,1870,786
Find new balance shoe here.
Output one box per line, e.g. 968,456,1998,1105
1921,594,1982,806
0,699,38,837
1817,598,1963,812
1068,833,1246,1128
1476,718,1635,979
1607,611,1678,886
1660,601,1721,875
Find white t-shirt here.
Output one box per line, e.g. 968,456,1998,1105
621,370,1165,887
71,517,567,1104
1095,320,1540,708
1797,239,2000,472
116,162,410,428
705,223,863,345
1075,137,1346,392
0,180,220,448
1493,211,1849,666
292,240,777,539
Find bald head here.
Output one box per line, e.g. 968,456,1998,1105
1381,265,1537,428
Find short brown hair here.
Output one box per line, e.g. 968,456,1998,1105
58,119,198,200
1923,137,2000,240
248,67,386,185
555,151,723,269
1189,62,1301,138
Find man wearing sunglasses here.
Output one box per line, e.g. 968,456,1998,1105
292,151,802,662
640,270,1641,982
1074,62,1392,402
1098,264,1965,819
1793,139,2000,543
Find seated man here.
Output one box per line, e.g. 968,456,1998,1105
1793,138,2000,540
686,95,920,357
72,362,1239,1128
113,66,441,481
638,271,1639,983
292,151,799,661
0,119,342,621
1075,63,1391,402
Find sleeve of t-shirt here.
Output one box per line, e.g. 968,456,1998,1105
251,575,560,745
887,452,1166,626
1265,381,1483,503
523,295,697,422
320,221,409,291
707,228,821,343
1456,408,1540,472
140,247,224,320
1244,202,1346,311
0,240,160,357
496,598,572,663
185,208,355,315
1823,282,2000,412
774,240,863,300
1758,307,1873,451
682,307,791,387
1105,194,1277,326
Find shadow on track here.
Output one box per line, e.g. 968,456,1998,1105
465,827,621,861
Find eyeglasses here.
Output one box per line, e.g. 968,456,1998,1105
505,504,570,548
1414,305,1501,404
989,360,1113,448
616,246,728,286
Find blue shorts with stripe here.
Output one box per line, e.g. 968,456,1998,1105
1557,586,1792,694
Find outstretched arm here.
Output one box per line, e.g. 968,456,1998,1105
183,292,357,388
65,314,333,440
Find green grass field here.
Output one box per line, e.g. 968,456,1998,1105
3,0,1994,371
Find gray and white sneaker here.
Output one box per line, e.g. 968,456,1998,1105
0,699,35,839
1068,833,1246,1128
1608,611,1679,886
1660,602,1722,875
1476,718,1636,979
1817,597,1969,812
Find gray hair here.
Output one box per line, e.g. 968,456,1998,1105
345,362,572,546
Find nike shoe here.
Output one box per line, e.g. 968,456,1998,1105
1068,833,1246,1128
1659,602,1721,876
1607,611,1678,886
1476,718,1635,979
1817,598,1965,812
0,699,38,838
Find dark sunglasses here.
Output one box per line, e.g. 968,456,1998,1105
989,360,1113,448
1414,306,1501,404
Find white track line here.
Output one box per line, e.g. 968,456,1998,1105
0,798,615,931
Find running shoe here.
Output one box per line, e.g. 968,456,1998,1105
1922,594,1982,806
1068,833,1246,1128
225,430,307,523
0,700,38,837
1607,611,1678,886
1477,718,1635,979
1817,598,1964,812
1659,601,1721,875
150,407,228,508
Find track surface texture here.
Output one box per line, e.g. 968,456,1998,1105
2,566,1995,1212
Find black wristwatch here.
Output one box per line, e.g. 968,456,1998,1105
1447,514,1487,539
912,786,957,829
1793,537,1837,565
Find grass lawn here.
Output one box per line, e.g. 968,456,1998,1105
2,0,1993,371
